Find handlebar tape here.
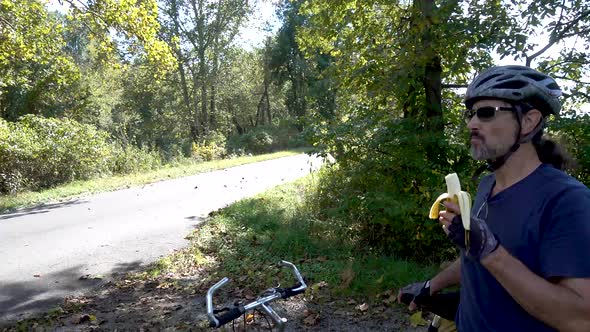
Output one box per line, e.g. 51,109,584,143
282,285,306,299
210,307,244,328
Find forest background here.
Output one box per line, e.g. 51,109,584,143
1,0,590,262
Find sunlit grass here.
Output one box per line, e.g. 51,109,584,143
0,149,310,213
183,175,438,298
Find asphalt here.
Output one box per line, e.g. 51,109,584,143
0,154,322,323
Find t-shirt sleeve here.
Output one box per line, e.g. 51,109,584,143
539,185,590,279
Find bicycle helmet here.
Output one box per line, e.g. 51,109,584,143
464,65,562,172
464,65,562,116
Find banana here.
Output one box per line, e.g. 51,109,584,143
429,173,472,247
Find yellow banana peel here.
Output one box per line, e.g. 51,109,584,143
429,173,471,232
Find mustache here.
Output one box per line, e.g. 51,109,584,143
470,132,483,140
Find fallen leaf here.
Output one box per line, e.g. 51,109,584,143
357,303,369,312
347,299,357,305
382,294,397,306
409,311,428,327
72,314,92,324
244,289,256,300
303,313,320,326
311,281,328,291
33,274,41,278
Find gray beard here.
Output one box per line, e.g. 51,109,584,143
470,144,508,160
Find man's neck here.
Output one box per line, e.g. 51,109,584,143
492,143,542,195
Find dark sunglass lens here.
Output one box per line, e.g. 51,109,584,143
476,106,496,120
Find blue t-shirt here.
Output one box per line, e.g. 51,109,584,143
456,164,590,331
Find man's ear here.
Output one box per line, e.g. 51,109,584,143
521,109,543,135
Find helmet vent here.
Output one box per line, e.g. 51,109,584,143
512,91,522,96
476,73,502,87
522,72,546,81
494,81,528,89
547,82,560,90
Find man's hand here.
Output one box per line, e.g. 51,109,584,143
439,201,500,260
397,280,431,310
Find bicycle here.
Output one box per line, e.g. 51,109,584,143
206,260,307,331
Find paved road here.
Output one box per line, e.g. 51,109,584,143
0,154,322,323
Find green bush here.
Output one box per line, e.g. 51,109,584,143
0,116,114,193
227,127,274,154
306,116,476,262
0,115,162,194
191,132,226,161
111,144,162,175
227,123,307,155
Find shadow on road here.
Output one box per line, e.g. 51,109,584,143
0,200,88,221
0,260,147,327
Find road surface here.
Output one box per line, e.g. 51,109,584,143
0,154,322,323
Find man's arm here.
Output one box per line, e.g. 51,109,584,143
430,258,461,294
482,246,590,332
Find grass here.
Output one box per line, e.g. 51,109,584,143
0,149,309,213
148,173,438,299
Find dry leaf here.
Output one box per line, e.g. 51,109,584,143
357,303,369,312
244,289,256,300
303,313,320,326
409,311,428,327
311,281,328,291
72,314,92,324
245,313,255,323
382,294,397,306
347,299,357,305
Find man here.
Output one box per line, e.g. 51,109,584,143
398,65,590,331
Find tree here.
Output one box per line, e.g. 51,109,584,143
159,0,251,140
0,0,79,120
59,0,176,75
294,0,590,260
269,0,338,131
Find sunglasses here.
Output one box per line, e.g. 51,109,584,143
464,106,514,123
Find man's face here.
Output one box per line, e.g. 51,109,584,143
467,99,520,160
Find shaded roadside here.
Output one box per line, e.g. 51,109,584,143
0,245,427,332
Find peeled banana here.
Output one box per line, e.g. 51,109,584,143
429,173,472,247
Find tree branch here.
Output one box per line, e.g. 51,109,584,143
525,8,590,66
562,91,590,101
0,15,16,32
442,84,468,89
552,75,590,85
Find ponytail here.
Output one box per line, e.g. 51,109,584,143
533,134,576,171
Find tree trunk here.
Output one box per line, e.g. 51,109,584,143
209,37,219,130
168,0,195,141
419,0,442,128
